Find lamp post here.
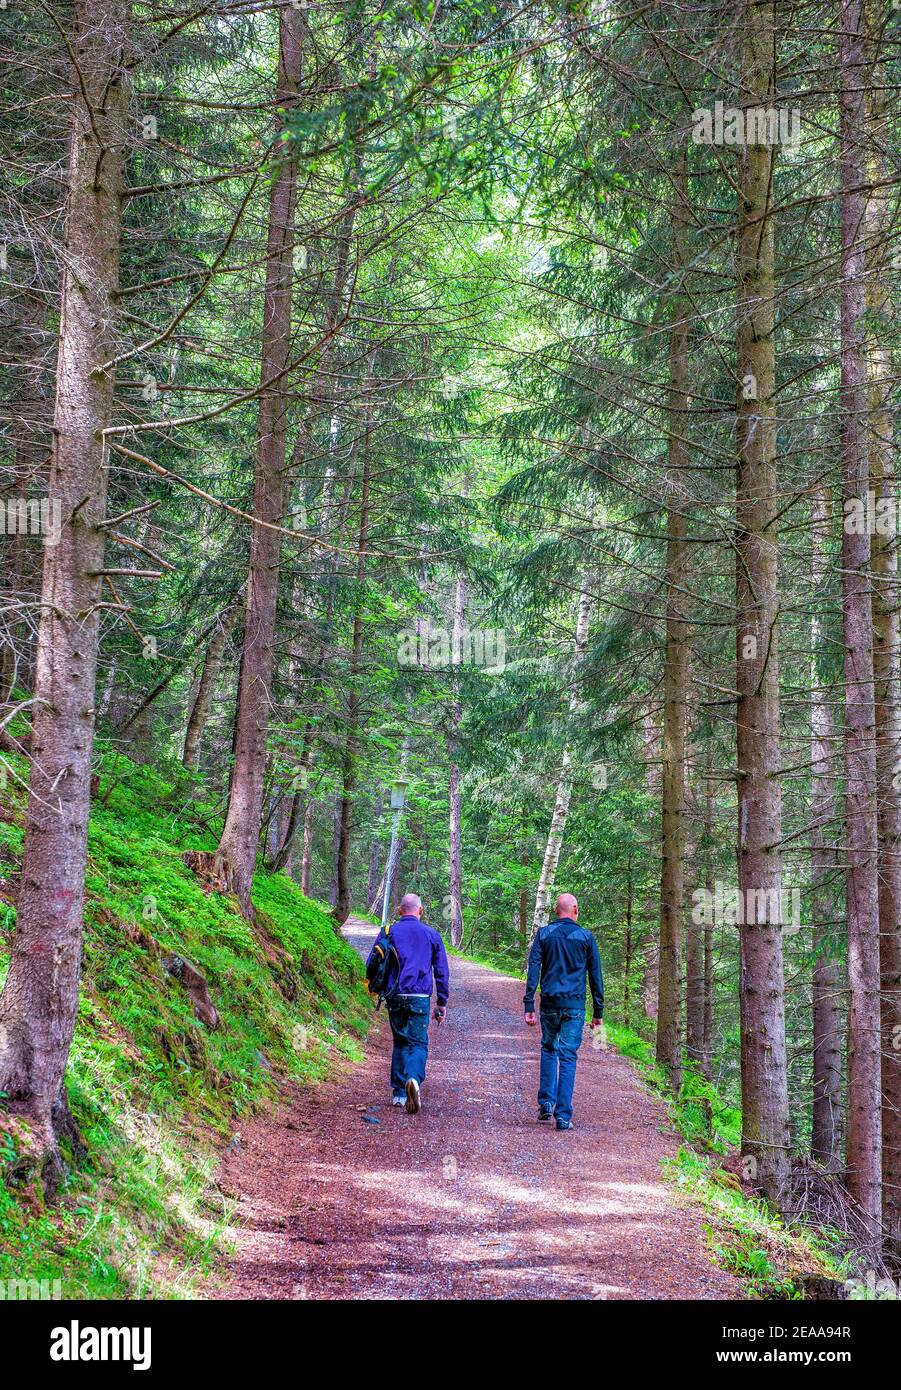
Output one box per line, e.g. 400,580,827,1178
381,776,408,928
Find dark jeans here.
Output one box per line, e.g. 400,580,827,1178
387,994,430,1096
538,1006,585,1124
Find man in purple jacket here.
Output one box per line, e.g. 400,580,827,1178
367,893,450,1114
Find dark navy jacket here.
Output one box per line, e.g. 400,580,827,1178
367,914,450,1006
524,917,604,1018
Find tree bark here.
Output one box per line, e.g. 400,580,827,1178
328,793,341,907
839,0,883,1237
864,0,901,1257
623,851,633,1028
276,202,357,835
0,470,29,703
0,0,129,1184
448,572,466,947
518,844,528,938
656,145,690,1092
367,794,383,905
0,270,53,705
300,795,315,895
334,402,372,926
810,486,843,1167
734,0,791,1205
685,777,706,1070
182,606,236,768
701,748,714,1079
214,6,304,914
641,709,660,1022
270,781,306,874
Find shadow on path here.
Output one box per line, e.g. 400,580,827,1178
215,916,741,1300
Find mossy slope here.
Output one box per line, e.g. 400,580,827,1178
0,753,369,1298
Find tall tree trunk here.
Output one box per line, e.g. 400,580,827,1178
641,710,660,1022
1,483,28,702
291,201,357,513
448,572,466,947
518,844,528,938
702,748,714,1079
182,606,236,768
277,202,358,826
278,172,359,904
810,486,842,1167
1,282,53,704
685,778,706,1071
271,781,306,873
530,574,592,939
734,0,791,1205
328,793,341,907
214,7,304,913
300,795,314,895
839,0,882,1237
623,851,634,1028
657,146,690,1092
0,0,129,1184
864,0,901,1257
264,791,283,863
98,659,117,721
0,443,39,703
334,393,373,925
367,794,383,905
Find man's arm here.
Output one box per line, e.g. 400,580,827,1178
587,933,604,1019
524,930,543,1013
432,931,450,1008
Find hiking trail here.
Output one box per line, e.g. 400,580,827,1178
215,917,741,1300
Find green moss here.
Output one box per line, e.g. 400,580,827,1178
604,1021,847,1299
664,1147,848,1299
0,752,370,1299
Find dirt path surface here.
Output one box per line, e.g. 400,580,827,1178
216,918,741,1300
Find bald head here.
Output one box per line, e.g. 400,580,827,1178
555,893,579,920
399,893,422,918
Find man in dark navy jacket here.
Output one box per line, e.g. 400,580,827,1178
367,893,449,1114
524,893,604,1130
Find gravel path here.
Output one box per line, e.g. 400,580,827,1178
216,918,742,1300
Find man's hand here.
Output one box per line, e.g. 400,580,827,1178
524,1011,538,1027
434,1005,447,1024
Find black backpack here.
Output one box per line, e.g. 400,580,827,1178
365,925,399,1009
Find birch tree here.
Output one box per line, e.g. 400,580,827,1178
530,572,592,939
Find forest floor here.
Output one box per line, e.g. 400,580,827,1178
215,917,742,1300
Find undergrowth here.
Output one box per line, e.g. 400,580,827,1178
0,748,369,1298
605,1023,849,1298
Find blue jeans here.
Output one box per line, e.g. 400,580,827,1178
538,1007,585,1124
387,994,430,1096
